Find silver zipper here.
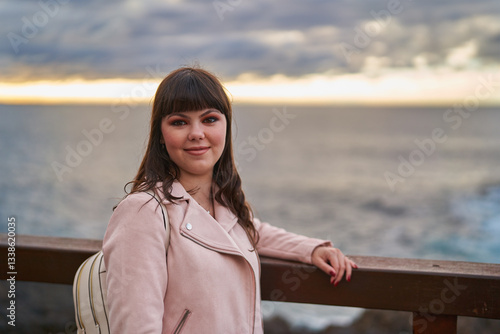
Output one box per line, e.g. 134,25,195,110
97,255,110,333
88,254,101,332
173,309,192,334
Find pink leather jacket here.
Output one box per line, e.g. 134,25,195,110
103,182,332,333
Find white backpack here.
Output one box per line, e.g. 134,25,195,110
72,194,169,334
73,251,110,334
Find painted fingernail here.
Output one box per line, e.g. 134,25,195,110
334,281,339,287
347,275,351,282
330,270,336,277
330,277,335,284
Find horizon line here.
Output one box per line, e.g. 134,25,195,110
1,70,499,107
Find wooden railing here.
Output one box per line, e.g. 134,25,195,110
1,233,499,333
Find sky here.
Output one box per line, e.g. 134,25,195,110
1,0,499,105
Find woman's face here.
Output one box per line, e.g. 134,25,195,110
161,108,227,181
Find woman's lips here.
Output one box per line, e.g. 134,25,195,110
184,146,210,155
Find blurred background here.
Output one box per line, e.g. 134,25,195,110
1,0,499,333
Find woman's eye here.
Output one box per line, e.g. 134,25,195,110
171,120,187,126
203,116,218,123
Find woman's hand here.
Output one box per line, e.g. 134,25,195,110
311,246,358,286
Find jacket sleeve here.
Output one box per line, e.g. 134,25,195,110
103,193,168,334
254,218,333,264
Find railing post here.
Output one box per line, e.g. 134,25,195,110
412,313,457,334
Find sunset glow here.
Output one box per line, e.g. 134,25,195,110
2,68,499,106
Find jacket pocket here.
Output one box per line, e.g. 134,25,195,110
172,309,192,334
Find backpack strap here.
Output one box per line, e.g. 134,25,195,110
146,191,170,248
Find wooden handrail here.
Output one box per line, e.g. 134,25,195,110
1,234,499,333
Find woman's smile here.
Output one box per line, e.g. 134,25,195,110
184,146,211,155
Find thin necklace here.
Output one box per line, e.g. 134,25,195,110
207,186,214,216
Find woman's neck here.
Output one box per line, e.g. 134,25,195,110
178,174,214,213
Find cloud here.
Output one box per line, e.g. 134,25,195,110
1,0,499,82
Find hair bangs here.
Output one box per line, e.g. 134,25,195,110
162,71,229,117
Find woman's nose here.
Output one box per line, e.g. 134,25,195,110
187,122,205,140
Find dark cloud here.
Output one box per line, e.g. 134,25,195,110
1,0,499,82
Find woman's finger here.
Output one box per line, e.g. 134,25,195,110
345,257,353,282
332,253,346,286
327,250,340,277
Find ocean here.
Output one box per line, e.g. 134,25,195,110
1,103,499,332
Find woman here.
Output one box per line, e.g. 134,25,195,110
103,67,357,333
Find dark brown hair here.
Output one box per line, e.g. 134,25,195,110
126,66,258,247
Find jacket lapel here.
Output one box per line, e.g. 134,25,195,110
180,202,244,256
167,181,244,257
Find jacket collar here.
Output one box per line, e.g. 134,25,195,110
162,181,249,258
162,181,239,233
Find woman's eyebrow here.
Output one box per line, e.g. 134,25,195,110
201,109,222,117
166,112,190,119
